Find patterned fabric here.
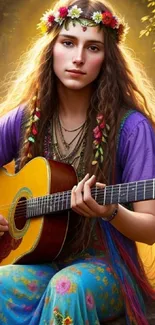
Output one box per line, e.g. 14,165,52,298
0,259,124,325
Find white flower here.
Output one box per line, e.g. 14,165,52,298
67,5,83,19
54,11,64,25
42,10,54,22
91,11,102,24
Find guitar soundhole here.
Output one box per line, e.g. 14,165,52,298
14,197,27,230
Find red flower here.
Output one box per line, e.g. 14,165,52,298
59,7,68,18
35,110,41,118
110,17,118,29
32,124,38,136
47,15,55,24
100,121,105,129
93,126,102,140
102,11,113,26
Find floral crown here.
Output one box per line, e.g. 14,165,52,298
38,5,127,43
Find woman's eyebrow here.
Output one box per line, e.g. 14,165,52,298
59,34,104,45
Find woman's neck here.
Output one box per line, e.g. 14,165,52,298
57,82,92,124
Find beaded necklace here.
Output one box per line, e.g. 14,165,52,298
44,117,87,180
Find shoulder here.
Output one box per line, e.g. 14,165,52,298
117,110,155,182
0,104,25,125
118,110,154,150
119,110,152,140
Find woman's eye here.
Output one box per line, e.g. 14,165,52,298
63,41,73,47
89,45,99,52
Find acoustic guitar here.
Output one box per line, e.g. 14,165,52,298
0,157,154,266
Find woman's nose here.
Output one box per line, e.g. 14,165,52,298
72,49,85,65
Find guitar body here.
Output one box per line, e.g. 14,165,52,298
0,157,77,265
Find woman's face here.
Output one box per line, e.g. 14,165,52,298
53,22,105,90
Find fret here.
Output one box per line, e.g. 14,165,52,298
105,185,111,204
135,182,137,201
112,185,119,204
118,184,121,203
144,180,146,201
56,193,60,212
61,192,64,210
47,195,50,214
128,182,136,202
103,186,106,205
53,193,56,212
66,191,68,210
137,181,145,201
119,183,128,204
145,179,153,200
126,183,129,202
40,197,43,215
110,185,113,204
94,187,97,202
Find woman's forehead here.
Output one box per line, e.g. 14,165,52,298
58,22,104,42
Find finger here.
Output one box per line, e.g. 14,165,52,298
71,180,94,217
0,215,8,225
0,225,9,232
96,182,106,188
83,177,105,215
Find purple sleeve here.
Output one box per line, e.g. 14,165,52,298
117,112,155,183
0,106,24,167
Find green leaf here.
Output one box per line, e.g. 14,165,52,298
99,147,103,155
95,150,99,158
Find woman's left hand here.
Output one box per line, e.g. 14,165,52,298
71,174,117,218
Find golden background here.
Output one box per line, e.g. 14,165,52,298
0,0,155,90
0,0,155,284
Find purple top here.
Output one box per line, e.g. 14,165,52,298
0,106,155,183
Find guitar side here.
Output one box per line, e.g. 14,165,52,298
0,157,77,265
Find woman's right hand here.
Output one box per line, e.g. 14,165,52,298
0,215,9,236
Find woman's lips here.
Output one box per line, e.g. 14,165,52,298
66,69,86,75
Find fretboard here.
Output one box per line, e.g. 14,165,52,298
26,178,155,218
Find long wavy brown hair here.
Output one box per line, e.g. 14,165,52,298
1,0,155,252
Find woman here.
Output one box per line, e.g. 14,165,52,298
0,0,155,324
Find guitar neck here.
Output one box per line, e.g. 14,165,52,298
26,178,155,218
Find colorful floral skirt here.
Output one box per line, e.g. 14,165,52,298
0,256,124,325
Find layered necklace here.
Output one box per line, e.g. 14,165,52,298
51,114,88,178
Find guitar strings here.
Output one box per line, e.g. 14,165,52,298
0,182,154,211
0,184,154,216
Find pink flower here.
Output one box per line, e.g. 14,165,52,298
59,7,68,18
96,114,104,121
56,276,71,295
93,126,102,139
86,293,94,310
102,11,113,26
28,281,38,292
